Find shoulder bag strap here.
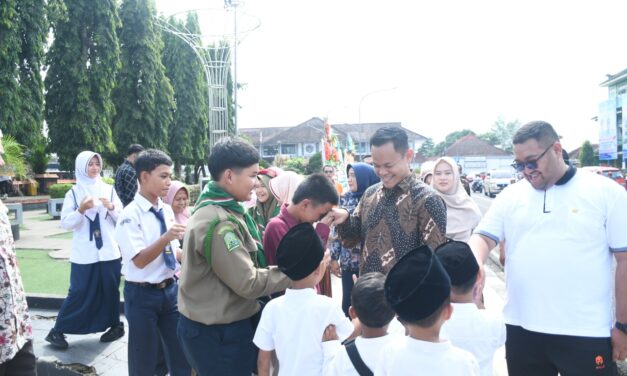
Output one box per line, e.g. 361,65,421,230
344,339,373,376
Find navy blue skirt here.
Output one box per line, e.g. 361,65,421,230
54,258,122,334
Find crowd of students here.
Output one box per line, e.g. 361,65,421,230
2,122,623,375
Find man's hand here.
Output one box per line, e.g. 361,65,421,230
322,324,338,342
78,196,95,214
612,327,627,361
473,265,486,307
329,260,341,278
165,223,186,242
329,208,349,225
319,211,336,227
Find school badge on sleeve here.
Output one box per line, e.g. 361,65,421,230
222,231,241,252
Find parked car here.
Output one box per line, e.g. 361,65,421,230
484,170,517,197
580,166,626,189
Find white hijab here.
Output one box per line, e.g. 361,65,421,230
431,157,481,239
74,151,110,220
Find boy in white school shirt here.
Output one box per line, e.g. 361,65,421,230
322,272,398,376
115,149,190,376
253,223,355,376
437,241,506,376
377,245,479,376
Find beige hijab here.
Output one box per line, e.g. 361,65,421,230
431,157,481,240
269,171,303,205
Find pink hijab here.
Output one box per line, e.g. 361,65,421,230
164,181,190,225
269,171,303,205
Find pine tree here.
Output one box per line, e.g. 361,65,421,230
579,140,597,167
0,0,48,146
161,12,208,176
45,0,120,169
113,0,175,158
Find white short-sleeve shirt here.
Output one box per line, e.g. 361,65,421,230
323,334,399,376
441,303,506,376
115,193,180,283
375,336,479,376
475,170,627,337
253,288,354,376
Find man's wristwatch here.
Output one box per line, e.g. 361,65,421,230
616,321,627,334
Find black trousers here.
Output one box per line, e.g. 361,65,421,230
0,341,36,376
506,324,617,376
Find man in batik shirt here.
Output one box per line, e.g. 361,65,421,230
333,127,447,274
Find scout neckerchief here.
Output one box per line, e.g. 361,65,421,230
194,181,267,268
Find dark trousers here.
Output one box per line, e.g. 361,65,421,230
177,314,255,376
0,341,36,376
124,281,191,376
341,269,359,317
506,324,617,376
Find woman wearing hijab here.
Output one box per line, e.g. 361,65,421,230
45,151,124,349
268,170,303,206
431,156,481,242
164,181,190,227
330,162,380,316
421,160,435,185
249,169,281,238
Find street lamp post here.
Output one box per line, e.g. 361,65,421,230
358,87,398,124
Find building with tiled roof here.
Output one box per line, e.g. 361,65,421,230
441,134,513,176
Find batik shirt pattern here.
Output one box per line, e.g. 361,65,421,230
337,174,447,274
0,204,33,363
330,193,361,273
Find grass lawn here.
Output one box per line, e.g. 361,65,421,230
16,249,124,296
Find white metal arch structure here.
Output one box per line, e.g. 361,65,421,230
154,6,259,149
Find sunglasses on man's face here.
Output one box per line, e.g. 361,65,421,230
510,144,553,172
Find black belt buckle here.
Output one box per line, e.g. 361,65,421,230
132,278,174,289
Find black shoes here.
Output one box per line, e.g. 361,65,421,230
45,328,68,349
100,322,125,343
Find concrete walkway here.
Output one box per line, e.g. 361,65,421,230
15,208,510,375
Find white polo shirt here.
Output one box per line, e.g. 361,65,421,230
475,170,627,337
441,303,506,376
60,185,122,264
253,288,354,376
115,193,180,283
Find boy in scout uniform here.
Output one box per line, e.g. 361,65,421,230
177,137,290,376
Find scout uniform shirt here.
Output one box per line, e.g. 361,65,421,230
178,203,290,325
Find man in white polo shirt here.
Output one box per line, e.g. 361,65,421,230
469,120,627,376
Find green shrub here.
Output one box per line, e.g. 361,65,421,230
49,183,74,199
187,184,201,205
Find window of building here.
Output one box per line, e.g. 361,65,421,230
281,144,296,155
263,145,279,156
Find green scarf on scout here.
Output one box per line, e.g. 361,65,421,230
194,181,267,268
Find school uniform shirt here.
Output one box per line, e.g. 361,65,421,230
115,193,180,283
441,303,506,376
323,334,398,376
375,336,479,376
253,288,354,376
60,185,122,264
475,170,627,337
263,203,331,266
178,203,289,325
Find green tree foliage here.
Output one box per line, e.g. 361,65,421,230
161,12,208,173
479,117,521,153
432,130,475,157
284,157,307,175
0,0,48,146
0,135,27,179
579,140,597,167
26,138,49,174
113,0,175,160
45,0,120,170
306,152,322,174
418,138,435,157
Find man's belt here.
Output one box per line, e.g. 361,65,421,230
126,278,175,289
